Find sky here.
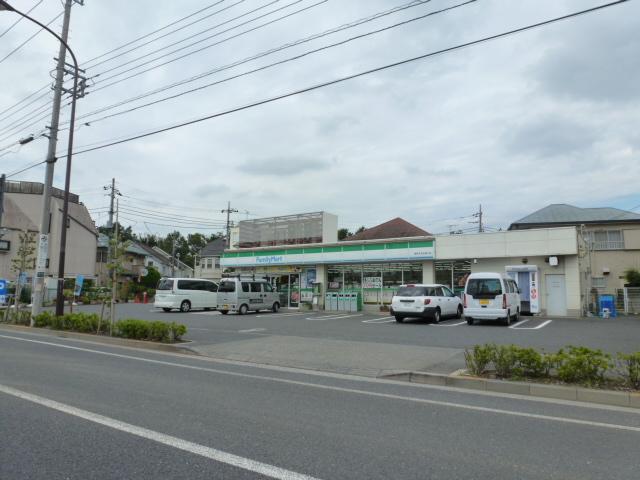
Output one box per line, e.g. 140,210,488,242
1,0,639,237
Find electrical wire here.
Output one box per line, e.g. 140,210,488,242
65,0,435,126
0,11,64,65
68,0,469,129
67,1,630,157
120,194,234,213
0,97,53,135
0,0,43,39
118,205,229,225
0,84,50,120
5,160,47,178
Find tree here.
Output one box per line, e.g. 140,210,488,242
5,230,35,323
141,265,161,289
625,268,640,287
338,228,351,241
98,222,135,242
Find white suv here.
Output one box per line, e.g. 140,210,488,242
390,284,463,323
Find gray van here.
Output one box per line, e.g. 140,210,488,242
216,278,280,315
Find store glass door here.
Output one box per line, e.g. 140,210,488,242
289,274,300,308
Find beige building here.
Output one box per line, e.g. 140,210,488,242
509,204,640,307
0,181,97,290
194,237,226,281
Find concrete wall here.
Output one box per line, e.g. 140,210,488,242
422,261,434,283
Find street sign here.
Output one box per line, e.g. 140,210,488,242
35,234,49,271
0,279,6,305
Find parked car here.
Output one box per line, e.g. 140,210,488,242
154,278,218,312
390,284,463,323
216,277,280,315
463,272,520,326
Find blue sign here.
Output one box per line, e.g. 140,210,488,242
74,275,84,297
0,279,7,305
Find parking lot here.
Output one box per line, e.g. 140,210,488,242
61,304,640,377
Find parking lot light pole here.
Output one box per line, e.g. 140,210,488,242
0,0,80,318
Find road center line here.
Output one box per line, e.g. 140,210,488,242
0,383,320,480
1,334,639,432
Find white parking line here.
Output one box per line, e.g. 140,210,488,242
511,319,553,330
0,384,321,480
362,317,395,324
238,328,267,333
430,320,467,327
306,314,363,321
508,319,530,329
255,313,305,318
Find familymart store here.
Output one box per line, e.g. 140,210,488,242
220,238,436,310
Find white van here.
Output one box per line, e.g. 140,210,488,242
154,278,218,312
216,277,280,315
390,284,463,323
463,272,521,326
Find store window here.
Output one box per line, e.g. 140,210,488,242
327,266,343,291
402,263,423,285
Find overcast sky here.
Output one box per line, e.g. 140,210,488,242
1,0,638,237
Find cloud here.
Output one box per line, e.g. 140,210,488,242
238,156,333,176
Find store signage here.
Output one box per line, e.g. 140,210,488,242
35,234,49,271
222,241,435,268
363,276,382,289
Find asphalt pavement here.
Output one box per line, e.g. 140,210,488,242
57,303,640,375
1,328,639,479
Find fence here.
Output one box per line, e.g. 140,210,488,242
617,287,640,315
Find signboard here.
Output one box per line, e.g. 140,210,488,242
18,272,28,286
363,276,382,289
74,275,84,297
302,268,316,289
35,234,49,271
0,279,7,305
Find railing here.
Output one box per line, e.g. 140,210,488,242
591,241,625,250
619,287,640,314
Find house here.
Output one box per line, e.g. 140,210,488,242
195,237,226,281
509,204,640,297
148,245,193,278
345,217,431,241
1,181,97,291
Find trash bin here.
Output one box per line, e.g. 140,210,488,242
325,292,338,311
348,293,358,312
599,295,617,317
337,293,346,311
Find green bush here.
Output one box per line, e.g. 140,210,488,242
116,318,151,340
513,347,547,378
114,318,187,342
2,308,31,325
464,344,495,376
617,352,640,389
555,346,612,386
170,322,187,341
493,345,520,378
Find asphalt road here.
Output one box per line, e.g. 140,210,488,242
1,329,639,479
61,304,640,375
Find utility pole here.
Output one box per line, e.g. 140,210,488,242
478,204,483,233
221,201,238,248
171,238,176,277
0,174,5,230
105,177,118,229
110,199,119,335
31,0,81,320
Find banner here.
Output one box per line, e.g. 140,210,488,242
74,275,84,297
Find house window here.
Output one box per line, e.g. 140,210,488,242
207,258,213,269
214,257,220,269
0,239,10,252
587,230,624,250
591,277,607,289
148,261,154,267
96,250,108,263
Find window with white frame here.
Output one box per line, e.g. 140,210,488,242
214,257,220,269
206,258,213,269
591,277,607,289
587,230,624,250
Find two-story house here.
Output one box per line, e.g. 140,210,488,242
195,237,225,281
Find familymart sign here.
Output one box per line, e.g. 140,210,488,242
221,240,434,267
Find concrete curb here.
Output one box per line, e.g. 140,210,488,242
0,324,197,355
381,371,640,409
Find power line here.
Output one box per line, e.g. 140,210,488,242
0,97,53,135
120,194,238,214
0,11,64,65
88,0,324,89
65,0,436,127
5,160,47,179
0,88,51,125
0,0,43,39
82,0,229,66
67,0,630,158
118,205,229,225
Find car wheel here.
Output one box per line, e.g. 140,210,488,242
272,302,280,313
504,314,511,326
180,301,191,313
514,309,520,322
238,304,248,315
433,308,441,324
220,310,229,315
395,315,404,323
456,305,463,319
162,308,171,313
466,317,474,325
204,307,211,311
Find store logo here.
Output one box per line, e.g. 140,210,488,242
256,255,284,264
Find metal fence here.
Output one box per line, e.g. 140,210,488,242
617,287,640,314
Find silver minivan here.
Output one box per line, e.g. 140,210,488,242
463,272,521,326
154,278,218,312
216,278,280,315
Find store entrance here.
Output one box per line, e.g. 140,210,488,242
276,274,300,308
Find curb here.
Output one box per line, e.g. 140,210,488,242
0,324,198,355
381,371,640,409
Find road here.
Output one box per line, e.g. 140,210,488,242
1,328,639,479
58,304,640,375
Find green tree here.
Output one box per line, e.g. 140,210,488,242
5,230,36,323
98,222,136,242
625,268,640,286
338,228,351,241
141,265,161,289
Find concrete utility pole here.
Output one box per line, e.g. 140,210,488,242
30,0,79,319
0,174,5,230
110,199,119,335
171,239,177,277
221,201,238,248
106,177,116,228
478,204,484,233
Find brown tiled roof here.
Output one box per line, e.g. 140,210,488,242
346,218,430,241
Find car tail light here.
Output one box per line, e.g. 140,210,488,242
424,298,431,305
502,294,507,309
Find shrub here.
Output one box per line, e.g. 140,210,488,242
493,345,520,378
555,346,612,386
617,352,640,389
513,347,547,378
34,311,56,328
464,344,495,376
116,318,151,340
170,322,187,341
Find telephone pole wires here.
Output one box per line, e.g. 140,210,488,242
221,201,238,248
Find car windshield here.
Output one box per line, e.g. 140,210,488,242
396,286,436,297
156,279,173,290
467,279,502,296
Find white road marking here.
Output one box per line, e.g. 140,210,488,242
508,319,530,329
512,319,553,330
0,383,321,480
362,317,395,324
306,314,363,321
430,320,467,327
238,328,267,333
1,333,639,432
255,313,305,318
192,311,222,316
